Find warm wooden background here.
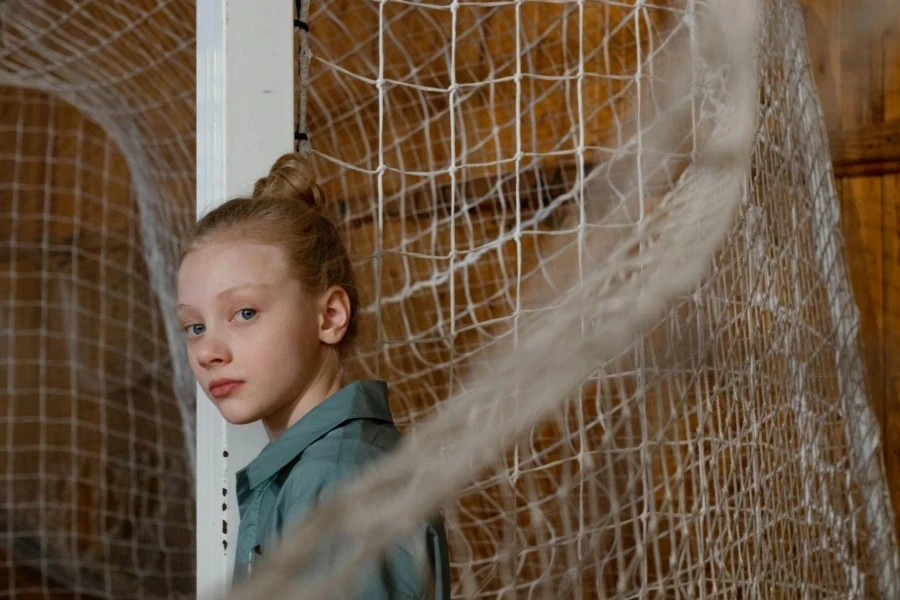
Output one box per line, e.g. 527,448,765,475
800,0,900,543
1,0,899,597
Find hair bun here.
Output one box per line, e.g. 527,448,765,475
252,152,326,212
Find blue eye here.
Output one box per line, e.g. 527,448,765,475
185,323,205,337
235,308,257,322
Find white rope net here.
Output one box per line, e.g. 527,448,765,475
0,1,195,598
284,0,900,598
0,0,897,599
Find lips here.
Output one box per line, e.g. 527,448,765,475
209,378,244,399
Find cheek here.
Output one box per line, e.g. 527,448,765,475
275,327,321,377
247,318,313,361
185,344,202,372
271,325,317,360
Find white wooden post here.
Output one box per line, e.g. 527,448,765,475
195,1,293,597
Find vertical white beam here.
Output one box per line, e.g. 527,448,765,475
196,0,293,597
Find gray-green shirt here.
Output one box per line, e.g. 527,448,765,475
232,379,450,598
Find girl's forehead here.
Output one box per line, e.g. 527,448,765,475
178,242,291,297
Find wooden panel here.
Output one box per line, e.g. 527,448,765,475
800,0,842,131
885,174,900,541
830,121,900,176
882,1,900,541
803,0,900,544
839,176,884,421
839,0,885,130
803,0,900,540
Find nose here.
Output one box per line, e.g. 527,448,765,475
195,332,232,369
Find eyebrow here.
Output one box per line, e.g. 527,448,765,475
176,283,275,313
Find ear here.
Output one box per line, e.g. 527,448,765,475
317,285,351,346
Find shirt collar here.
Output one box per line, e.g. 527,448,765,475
238,379,393,490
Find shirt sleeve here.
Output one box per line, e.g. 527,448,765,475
273,460,431,600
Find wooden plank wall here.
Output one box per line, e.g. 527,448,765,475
1,2,898,595
801,0,900,540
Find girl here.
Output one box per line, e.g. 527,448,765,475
176,153,451,598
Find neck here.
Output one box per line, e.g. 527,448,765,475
263,355,342,440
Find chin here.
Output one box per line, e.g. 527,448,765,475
213,399,264,426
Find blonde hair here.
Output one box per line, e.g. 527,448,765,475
183,153,359,353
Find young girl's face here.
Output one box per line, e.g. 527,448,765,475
176,241,325,426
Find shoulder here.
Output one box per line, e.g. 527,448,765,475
282,417,401,503
266,419,400,542
297,416,401,474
